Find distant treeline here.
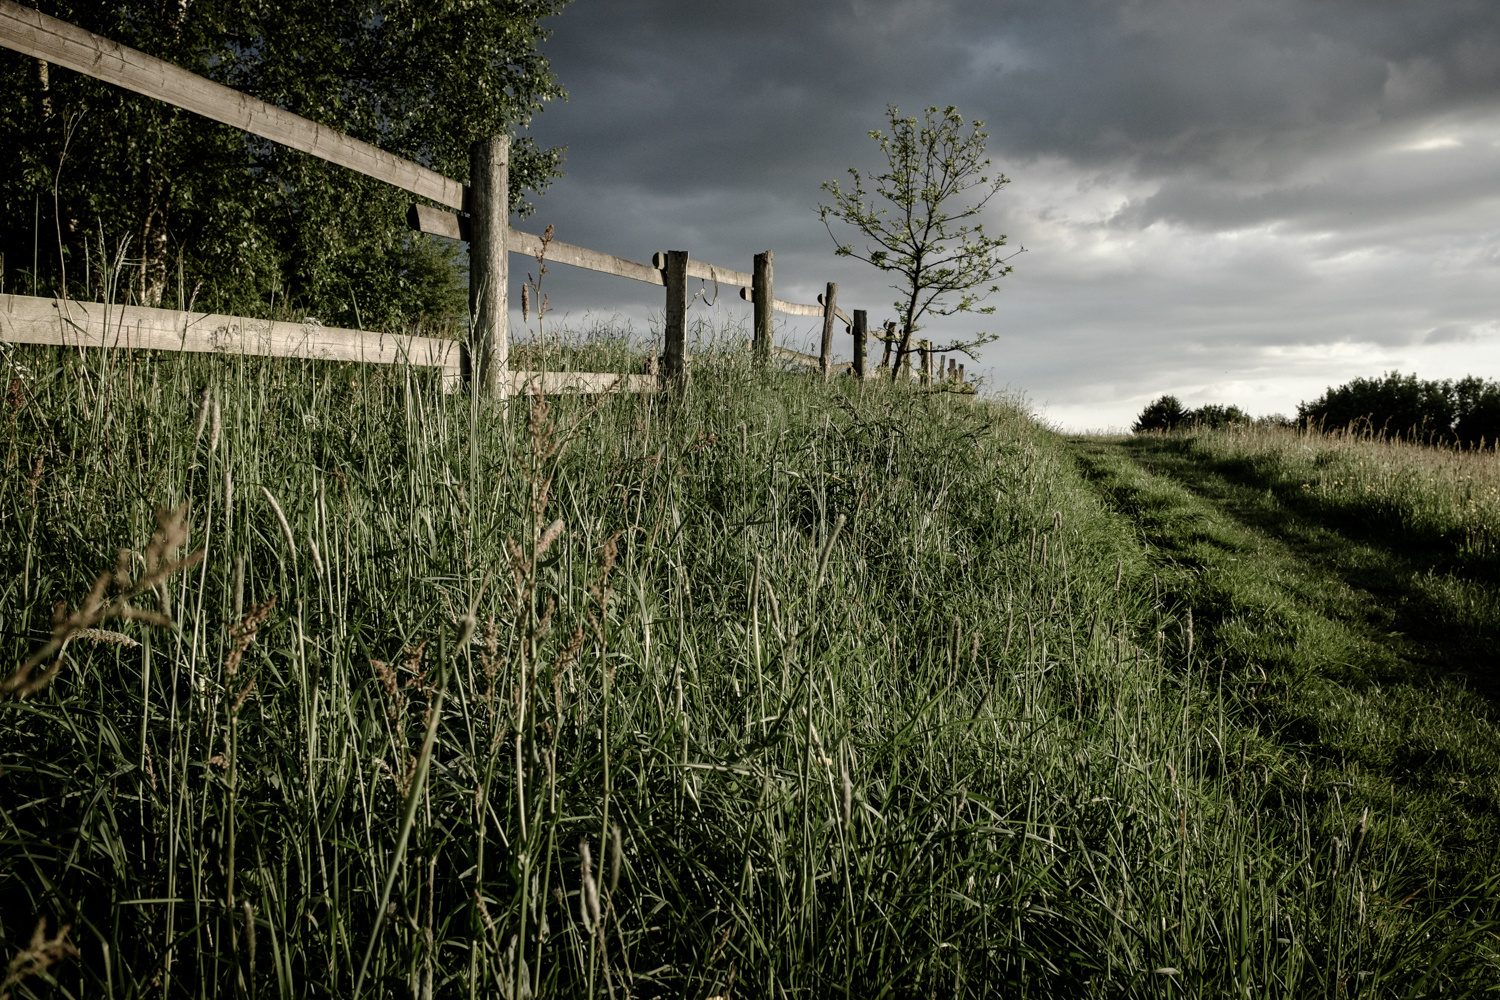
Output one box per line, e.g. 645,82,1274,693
1297,372,1500,446
1135,372,1500,447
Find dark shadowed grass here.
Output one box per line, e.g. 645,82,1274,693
1069,432,1500,976
1,339,1497,998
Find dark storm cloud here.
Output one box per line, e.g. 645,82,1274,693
538,0,1500,183
519,0,1500,428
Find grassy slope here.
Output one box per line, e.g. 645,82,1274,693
1,343,1497,998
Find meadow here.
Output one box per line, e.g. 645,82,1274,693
2,334,1498,998
1185,421,1498,574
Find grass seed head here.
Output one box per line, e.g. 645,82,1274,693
260,487,297,561
608,824,623,895
193,387,211,442
578,837,600,929
536,517,565,559
225,597,276,679
73,628,139,649
2,918,79,999
6,504,201,700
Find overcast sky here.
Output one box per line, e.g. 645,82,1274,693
513,0,1500,430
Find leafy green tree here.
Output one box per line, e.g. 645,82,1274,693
1189,403,1250,429
1132,397,1249,433
1132,395,1188,433
0,0,569,331
819,105,1020,382
1454,376,1500,448
1298,372,1458,442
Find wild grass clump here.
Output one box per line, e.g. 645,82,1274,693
1,335,1496,997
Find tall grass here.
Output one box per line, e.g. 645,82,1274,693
1181,421,1500,571
1,339,1496,998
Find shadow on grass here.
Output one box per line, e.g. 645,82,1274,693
1067,434,1500,882
1135,434,1497,581
1089,435,1500,704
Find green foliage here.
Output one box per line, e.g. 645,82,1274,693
1298,371,1500,447
1189,402,1251,429
0,0,568,329
3,340,1498,996
1133,394,1188,432
819,105,1018,379
1455,376,1500,446
1133,395,1248,433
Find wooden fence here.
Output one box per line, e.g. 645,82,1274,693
0,1,969,393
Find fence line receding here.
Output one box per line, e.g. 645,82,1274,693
0,0,971,392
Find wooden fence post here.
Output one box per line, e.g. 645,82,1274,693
819,282,838,379
664,250,688,378
852,309,867,379
753,251,772,364
468,135,508,396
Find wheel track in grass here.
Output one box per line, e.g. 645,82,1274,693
1065,433,1500,882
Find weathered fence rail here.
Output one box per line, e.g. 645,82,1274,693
0,294,657,395
0,1,463,210
0,0,970,391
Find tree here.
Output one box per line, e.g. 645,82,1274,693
1132,395,1188,433
0,0,569,331
819,105,1020,382
1298,371,1455,441
1132,396,1249,433
1189,403,1250,429
1297,371,1500,446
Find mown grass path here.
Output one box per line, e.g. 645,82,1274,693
1067,434,1500,884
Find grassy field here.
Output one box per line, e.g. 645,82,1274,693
1068,426,1500,994
1,338,1498,998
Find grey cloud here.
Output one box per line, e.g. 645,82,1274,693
1117,135,1500,235
1423,324,1481,345
518,0,1500,429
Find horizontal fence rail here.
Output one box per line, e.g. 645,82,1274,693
0,294,461,370
0,295,656,396
737,287,824,318
1,4,973,392
0,0,465,210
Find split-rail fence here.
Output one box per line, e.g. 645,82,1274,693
0,1,969,393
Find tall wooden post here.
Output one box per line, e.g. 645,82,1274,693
852,309,867,379
819,282,838,380
664,250,688,378
468,135,508,396
880,321,894,368
752,250,772,364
